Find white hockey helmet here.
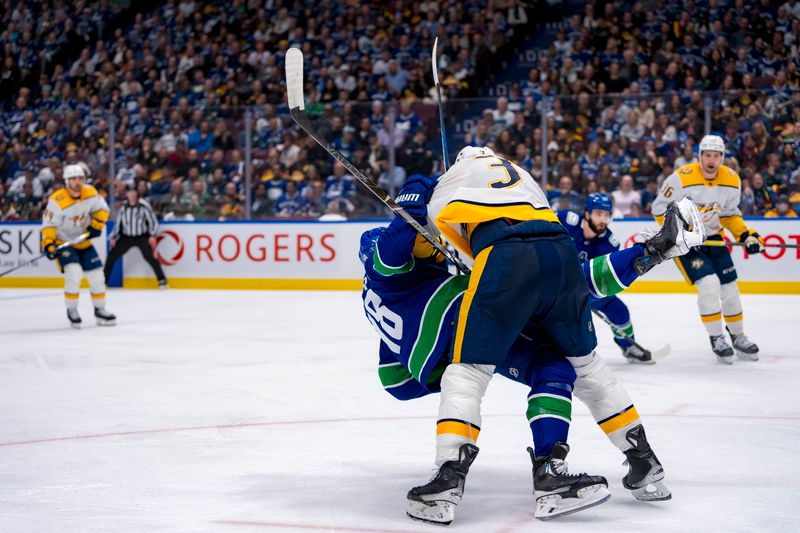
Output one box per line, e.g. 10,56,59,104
454,146,496,164
64,164,86,180
698,135,725,155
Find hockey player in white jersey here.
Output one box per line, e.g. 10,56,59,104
41,164,116,327
652,135,761,363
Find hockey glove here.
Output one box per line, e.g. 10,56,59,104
43,243,59,261
740,230,764,254
396,174,438,221
87,226,102,239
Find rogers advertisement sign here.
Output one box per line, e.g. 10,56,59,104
123,222,380,279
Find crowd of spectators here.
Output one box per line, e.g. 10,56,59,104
0,0,798,223
0,0,531,221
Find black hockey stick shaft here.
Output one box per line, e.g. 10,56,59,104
289,108,469,274
284,48,470,274
432,36,450,171
591,308,651,353
0,233,89,278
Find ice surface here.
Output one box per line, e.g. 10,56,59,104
0,289,798,532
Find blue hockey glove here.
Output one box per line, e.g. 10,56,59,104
395,174,438,221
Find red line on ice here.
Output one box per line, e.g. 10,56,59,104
0,413,797,448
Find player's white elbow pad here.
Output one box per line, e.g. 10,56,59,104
63,263,83,293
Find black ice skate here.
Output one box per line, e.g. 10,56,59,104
710,334,734,364
622,425,671,501
622,344,655,364
727,328,759,361
94,307,117,326
529,442,610,520
406,443,479,526
67,308,82,329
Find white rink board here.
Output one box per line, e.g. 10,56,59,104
2,219,798,289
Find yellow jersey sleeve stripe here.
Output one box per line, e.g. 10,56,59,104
92,208,110,224
452,245,493,363
598,405,640,434
41,227,57,246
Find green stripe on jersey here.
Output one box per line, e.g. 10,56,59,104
590,255,627,297
612,324,635,338
526,394,572,422
378,362,414,389
372,247,415,277
409,275,470,381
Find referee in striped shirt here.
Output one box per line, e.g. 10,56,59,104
104,186,168,288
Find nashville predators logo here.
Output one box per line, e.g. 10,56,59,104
691,258,704,270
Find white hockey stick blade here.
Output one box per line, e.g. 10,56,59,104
432,36,440,85
651,344,671,360
535,484,611,521
407,499,455,526
285,48,305,111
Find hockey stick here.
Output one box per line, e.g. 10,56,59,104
432,36,450,171
591,308,671,362
701,240,800,249
0,233,89,278
284,48,470,274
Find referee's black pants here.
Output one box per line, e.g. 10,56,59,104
104,236,167,283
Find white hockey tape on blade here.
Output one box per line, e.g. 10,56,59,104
432,37,440,85
285,48,305,111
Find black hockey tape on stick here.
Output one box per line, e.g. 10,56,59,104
0,232,89,278
284,47,470,274
432,36,450,172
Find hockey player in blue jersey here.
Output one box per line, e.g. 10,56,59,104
361,174,704,525
557,193,651,363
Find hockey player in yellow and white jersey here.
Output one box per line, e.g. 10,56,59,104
652,135,761,363
424,146,614,514
41,164,116,328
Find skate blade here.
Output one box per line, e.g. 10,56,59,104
407,499,455,526
734,349,759,361
70,322,82,329
626,356,656,365
534,484,611,521
632,480,672,502
716,354,733,365
95,318,117,327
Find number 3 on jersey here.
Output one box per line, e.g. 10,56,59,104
364,289,403,353
488,157,522,189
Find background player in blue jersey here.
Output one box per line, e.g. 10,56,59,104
557,193,651,363
360,175,703,524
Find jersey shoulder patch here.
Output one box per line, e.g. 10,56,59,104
565,211,581,227
51,190,75,209
608,232,620,248
677,163,704,187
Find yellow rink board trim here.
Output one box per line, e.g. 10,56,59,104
2,277,799,294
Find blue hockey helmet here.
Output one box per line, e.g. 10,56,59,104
359,227,386,264
584,193,612,213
